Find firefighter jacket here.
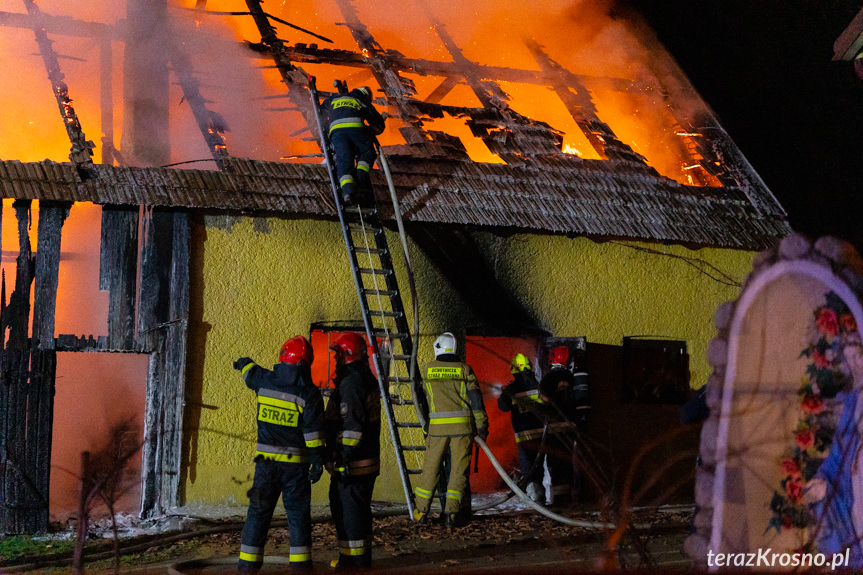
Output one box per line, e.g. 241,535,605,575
240,361,326,465
498,370,546,443
323,90,386,136
421,354,488,437
539,366,590,432
325,360,382,476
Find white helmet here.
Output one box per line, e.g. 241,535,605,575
433,332,457,358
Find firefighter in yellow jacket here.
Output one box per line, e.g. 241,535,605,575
412,332,488,530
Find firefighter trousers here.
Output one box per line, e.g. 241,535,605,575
545,434,574,505
238,459,312,572
330,127,376,199
328,472,377,567
414,434,473,515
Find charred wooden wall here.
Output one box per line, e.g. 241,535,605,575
0,200,189,534
0,200,69,533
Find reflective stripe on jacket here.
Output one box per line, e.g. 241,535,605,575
323,94,385,135
241,362,325,465
421,356,487,437
325,361,382,470
498,369,546,441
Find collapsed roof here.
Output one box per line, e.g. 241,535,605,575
0,0,790,250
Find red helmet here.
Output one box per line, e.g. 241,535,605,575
549,346,570,367
279,336,314,365
331,332,367,364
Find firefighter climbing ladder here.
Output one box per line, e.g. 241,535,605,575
309,77,427,516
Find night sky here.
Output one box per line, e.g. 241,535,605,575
628,0,863,248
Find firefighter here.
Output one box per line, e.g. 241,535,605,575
322,85,386,205
498,353,547,504
538,345,590,507
412,332,489,530
234,336,325,573
325,332,381,570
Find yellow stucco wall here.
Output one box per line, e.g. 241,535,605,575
183,213,754,507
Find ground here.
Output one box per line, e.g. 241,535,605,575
1,498,693,574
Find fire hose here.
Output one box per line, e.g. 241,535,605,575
474,436,616,529
375,142,424,429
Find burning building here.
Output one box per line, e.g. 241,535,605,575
0,0,789,533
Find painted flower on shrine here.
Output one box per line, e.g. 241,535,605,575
816,308,839,337
840,313,857,333
780,457,801,478
800,393,824,415
768,291,858,534
794,428,815,450
785,477,805,502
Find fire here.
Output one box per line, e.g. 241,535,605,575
0,0,721,182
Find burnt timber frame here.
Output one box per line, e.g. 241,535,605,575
0,1,788,533
0,0,190,533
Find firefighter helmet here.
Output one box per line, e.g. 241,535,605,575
355,86,372,102
331,332,367,364
433,332,457,358
510,353,532,374
279,336,314,365
549,346,570,367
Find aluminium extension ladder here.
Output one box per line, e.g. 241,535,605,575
308,77,427,516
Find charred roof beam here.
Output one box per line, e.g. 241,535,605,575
524,38,650,164
22,0,95,168
167,30,232,171
275,42,646,95
423,16,564,160
333,0,430,147
240,0,320,146
0,9,111,39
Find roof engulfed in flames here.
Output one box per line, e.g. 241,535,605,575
0,0,789,248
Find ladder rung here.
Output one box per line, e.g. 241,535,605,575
401,445,426,451
397,421,422,428
407,469,423,475
388,394,410,405
387,376,413,383
348,223,382,234
390,354,412,361
353,247,388,255
343,205,378,215
369,310,403,318
373,331,408,339
358,268,392,276
362,289,397,297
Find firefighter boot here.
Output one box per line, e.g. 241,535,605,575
443,513,456,532
412,509,428,525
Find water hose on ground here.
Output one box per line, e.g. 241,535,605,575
473,437,616,529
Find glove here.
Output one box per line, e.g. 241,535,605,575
309,463,323,484
233,357,253,371
477,427,489,442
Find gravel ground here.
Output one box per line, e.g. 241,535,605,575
2,498,694,574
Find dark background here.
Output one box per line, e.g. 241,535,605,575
627,1,863,248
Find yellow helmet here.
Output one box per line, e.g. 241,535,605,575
510,353,532,374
